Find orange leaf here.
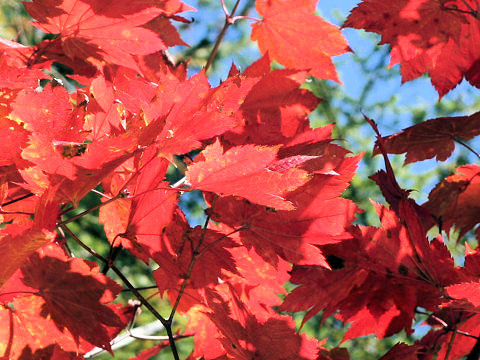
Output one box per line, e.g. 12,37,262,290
24,0,194,70
186,139,309,210
251,0,348,81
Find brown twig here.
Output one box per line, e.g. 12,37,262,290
168,196,217,322
121,285,159,293
1,193,34,207
205,0,242,72
197,226,246,258
441,0,480,20
57,192,127,226
60,224,181,360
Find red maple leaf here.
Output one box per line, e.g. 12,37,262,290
344,0,480,96
251,0,348,81
0,244,130,358
0,119,30,169
282,201,458,339
135,49,187,85
0,187,58,287
152,211,239,299
219,229,291,312
187,283,319,360
116,148,177,262
424,164,480,238
19,245,127,351
209,128,360,267
86,66,158,139
23,0,193,71
223,62,321,146
186,139,310,210
373,111,480,164
377,343,421,360
16,344,84,360
141,69,258,156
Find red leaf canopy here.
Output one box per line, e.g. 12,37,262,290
187,284,320,360
282,201,458,340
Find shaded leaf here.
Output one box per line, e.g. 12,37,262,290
344,0,480,96
424,164,480,238
373,111,480,164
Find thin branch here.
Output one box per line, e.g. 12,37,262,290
229,15,261,23
60,225,107,261
91,188,113,199
205,0,242,72
197,226,246,258
220,0,230,16
1,193,34,207
101,239,122,275
128,330,190,341
57,192,127,226
171,176,187,188
121,285,159,292
60,225,181,360
59,205,74,216
168,197,217,322
445,329,457,360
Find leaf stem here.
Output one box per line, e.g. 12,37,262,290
453,136,480,160
230,15,261,22
91,188,112,199
423,311,479,340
